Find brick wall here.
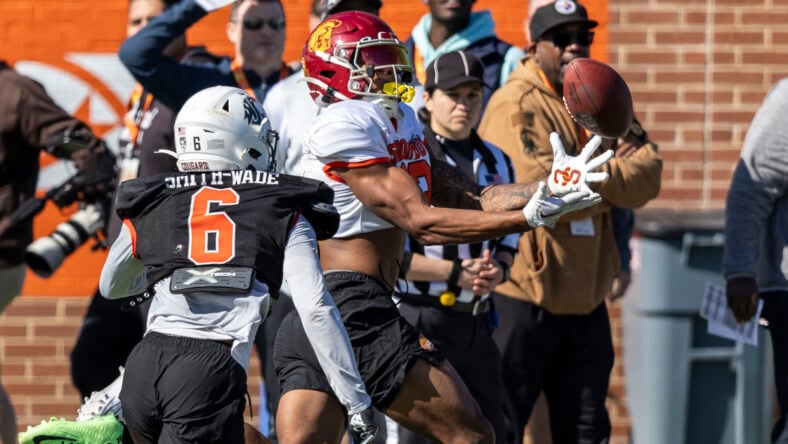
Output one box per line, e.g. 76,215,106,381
0,296,264,433
606,1,786,442
610,0,788,209
1,0,783,442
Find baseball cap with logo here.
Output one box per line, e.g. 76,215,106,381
320,0,383,19
425,50,486,91
529,0,598,42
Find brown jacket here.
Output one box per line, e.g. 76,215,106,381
0,61,100,266
478,58,662,314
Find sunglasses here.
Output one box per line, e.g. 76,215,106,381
543,30,595,48
241,17,285,31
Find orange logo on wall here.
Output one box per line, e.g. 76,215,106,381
0,0,238,298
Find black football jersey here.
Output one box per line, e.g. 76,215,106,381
114,170,334,295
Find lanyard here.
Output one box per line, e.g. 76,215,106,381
230,59,291,100
413,46,427,85
124,83,154,147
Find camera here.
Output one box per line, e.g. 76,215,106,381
24,203,105,278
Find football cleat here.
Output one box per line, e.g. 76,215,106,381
18,414,122,444
76,367,124,423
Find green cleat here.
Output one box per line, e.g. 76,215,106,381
18,414,122,444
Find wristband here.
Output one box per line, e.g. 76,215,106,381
447,258,463,285
499,262,511,282
399,251,414,278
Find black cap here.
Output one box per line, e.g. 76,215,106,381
425,51,485,91
321,0,383,19
529,0,598,42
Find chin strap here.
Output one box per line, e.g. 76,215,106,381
153,148,178,159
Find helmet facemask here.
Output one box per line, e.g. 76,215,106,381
346,37,414,98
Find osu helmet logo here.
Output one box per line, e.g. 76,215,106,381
308,19,342,53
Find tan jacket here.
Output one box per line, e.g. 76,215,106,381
478,58,662,314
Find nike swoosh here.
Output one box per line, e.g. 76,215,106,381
32,435,78,443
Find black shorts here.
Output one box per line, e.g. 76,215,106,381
274,271,443,410
120,332,247,444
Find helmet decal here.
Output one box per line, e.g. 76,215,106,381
308,19,342,53
243,96,263,126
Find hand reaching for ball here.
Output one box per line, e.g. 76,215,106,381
548,132,613,196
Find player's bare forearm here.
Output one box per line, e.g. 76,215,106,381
429,157,541,212
478,181,541,212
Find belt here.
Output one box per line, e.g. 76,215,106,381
399,293,493,316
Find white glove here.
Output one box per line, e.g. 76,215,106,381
194,0,235,12
349,408,377,444
523,181,602,228
548,132,613,196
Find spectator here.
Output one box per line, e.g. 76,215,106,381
393,50,516,444
405,0,523,112
477,1,662,442
273,10,608,443
119,0,293,110
70,0,224,402
0,60,115,444
100,86,376,443
723,79,788,443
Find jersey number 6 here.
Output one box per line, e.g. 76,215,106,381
188,187,239,264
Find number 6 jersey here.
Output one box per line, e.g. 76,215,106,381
113,170,334,293
98,171,350,376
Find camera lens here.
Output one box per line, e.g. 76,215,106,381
24,205,103,278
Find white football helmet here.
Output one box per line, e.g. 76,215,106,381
169,86,278,172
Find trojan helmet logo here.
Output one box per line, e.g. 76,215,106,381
308,19,342,53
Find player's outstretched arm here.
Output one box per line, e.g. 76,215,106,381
283,216,372,416
333,161,529,245
430,132,611,214
333,162,597,244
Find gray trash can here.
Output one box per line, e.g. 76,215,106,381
623,209,773,444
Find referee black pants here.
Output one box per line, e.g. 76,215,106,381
491,294,614,444
760,291,788,444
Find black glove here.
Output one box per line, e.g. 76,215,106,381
69,141,118,203
622,116,651,147
726,276,759,323
348,407,377,444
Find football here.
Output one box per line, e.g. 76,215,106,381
562,58,634,139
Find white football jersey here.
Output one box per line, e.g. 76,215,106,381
301,100,432,238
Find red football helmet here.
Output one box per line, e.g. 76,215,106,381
301,11,414,112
